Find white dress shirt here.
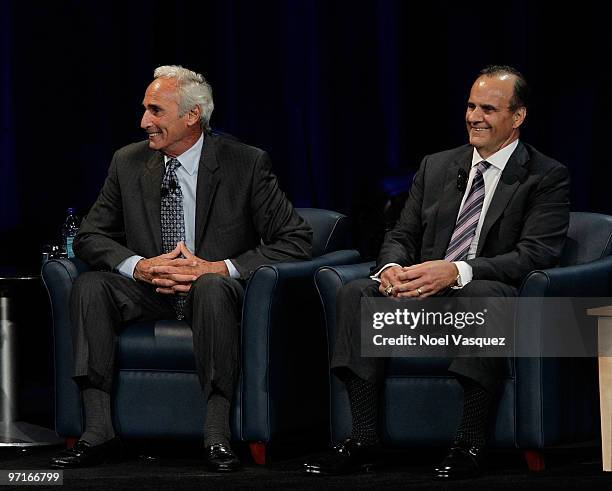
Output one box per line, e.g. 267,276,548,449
116,133,239,279
372,139,520,287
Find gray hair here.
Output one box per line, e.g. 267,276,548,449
153,65,214,129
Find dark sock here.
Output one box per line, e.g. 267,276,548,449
80,388,115,446
204,392,231,447
345,374,379,446
455,377,493,447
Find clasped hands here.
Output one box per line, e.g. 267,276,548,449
133,241,229,295
378,260,458,299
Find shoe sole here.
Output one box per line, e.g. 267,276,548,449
205,463,241,473
303,463,375,476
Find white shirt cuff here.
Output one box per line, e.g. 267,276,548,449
370,262,402,282
116,255,144,280
225,259,240,279
453,261,473,288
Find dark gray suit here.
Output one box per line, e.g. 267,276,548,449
71,132,312,399
332,141,570,390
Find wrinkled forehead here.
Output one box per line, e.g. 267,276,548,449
469,75,515,105
143,77,180,105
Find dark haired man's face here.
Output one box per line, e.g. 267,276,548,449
465,75,526,159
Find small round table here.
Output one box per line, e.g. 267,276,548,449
0,274,63,447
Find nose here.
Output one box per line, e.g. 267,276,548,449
465,106,483,123
140,110,151,129
466,106,483,124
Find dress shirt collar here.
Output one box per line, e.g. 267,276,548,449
471,138,519,172
163,132,204,176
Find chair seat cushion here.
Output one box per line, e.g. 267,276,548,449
387,357,513,378
387,357,454,375
118,320,197,371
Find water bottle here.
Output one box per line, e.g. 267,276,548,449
61,208,80,258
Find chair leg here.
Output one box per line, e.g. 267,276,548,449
249,442,267,465
65,437,78,449
523,450,545,472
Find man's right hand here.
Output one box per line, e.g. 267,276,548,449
133,244,183,285
378,265,405,296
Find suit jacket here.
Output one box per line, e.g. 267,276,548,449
377,142,570,287
74,132,312,279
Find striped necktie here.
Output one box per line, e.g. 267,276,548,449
161,158,186,320
444,161,491,261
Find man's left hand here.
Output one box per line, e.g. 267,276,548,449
149,242,229,294
391,260,458,298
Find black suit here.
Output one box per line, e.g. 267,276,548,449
71,132,312,399
332,141,570,391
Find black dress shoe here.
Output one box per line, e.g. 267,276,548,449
303,438,378,475
205,443,241,472
434,441,485,480
50,438,122,469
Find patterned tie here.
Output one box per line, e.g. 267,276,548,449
161,158,186,320
444,161,491,262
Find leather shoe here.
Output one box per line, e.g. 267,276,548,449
50,437,122,468
434,441,485,479
303,438,378,475
205,443,241,472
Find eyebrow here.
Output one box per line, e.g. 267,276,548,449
468,101,499,111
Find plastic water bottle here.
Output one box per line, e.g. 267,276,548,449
61,208,80,258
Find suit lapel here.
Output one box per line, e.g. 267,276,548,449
195,134,221,250
431,147,473,259
476,142,529,256
140,151,165,254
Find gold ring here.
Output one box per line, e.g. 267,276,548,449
416,287,423,296
384,285,393,296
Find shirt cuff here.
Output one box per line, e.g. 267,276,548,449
225,259,240,279
370,263,402,282
116,255,144,280
452,261,473,288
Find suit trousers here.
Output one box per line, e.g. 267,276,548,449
331,278,517,393
70,271,244,401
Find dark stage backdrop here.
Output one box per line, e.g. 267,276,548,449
2,0,611,270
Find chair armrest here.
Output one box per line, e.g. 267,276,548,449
316,262,376,289
515,257,612,358
41,258,91,436
512,258,611,446
238,250,361,441
519,255,612,297
42,258,90,341
314,262,376,360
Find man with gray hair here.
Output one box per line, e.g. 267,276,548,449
50,65,312,471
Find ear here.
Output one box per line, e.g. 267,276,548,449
185,105,201,127
512,107,527,129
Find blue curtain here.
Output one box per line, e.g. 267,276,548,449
1,1,610,270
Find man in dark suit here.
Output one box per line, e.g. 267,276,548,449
50,65,312,471
304,65,570,478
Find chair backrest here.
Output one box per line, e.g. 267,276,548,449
560,212,612,266
296,208,351,257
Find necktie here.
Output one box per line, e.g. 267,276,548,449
161,158,186,319
444,161,491,262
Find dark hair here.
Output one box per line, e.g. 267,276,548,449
479,65,529,112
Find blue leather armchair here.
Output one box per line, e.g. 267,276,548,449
315,211,612,470
42,208,361,463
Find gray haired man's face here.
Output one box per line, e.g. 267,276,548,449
140,78,198,157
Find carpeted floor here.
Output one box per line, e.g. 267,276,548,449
0,443,610,490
